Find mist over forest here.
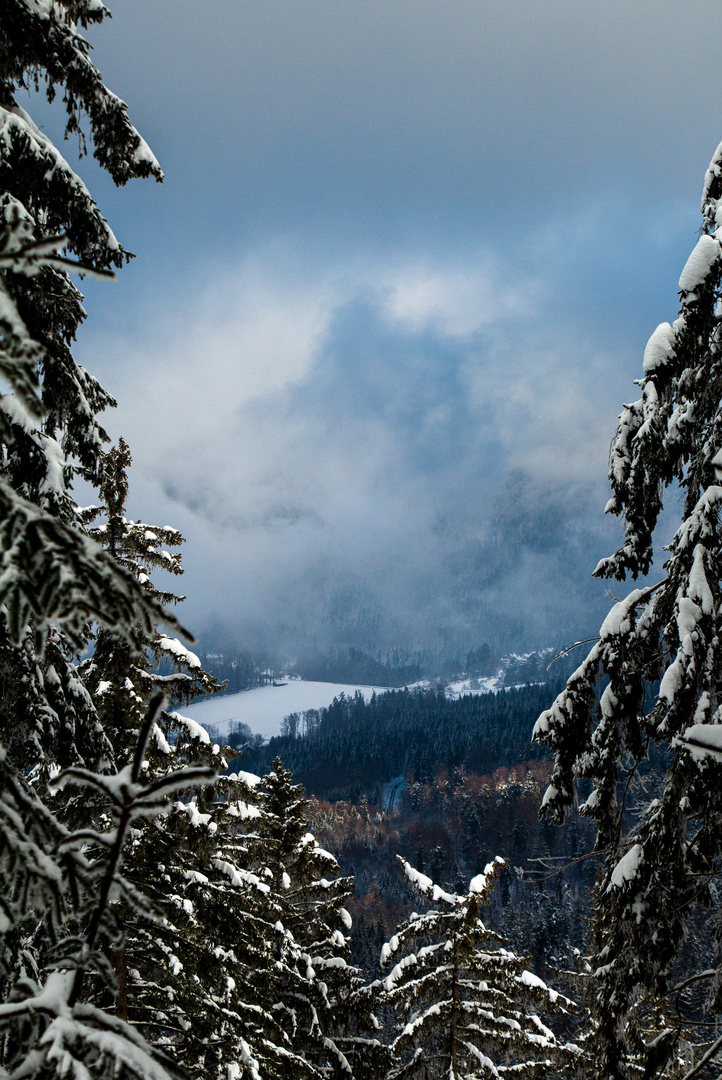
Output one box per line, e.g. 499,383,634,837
199,469,623,665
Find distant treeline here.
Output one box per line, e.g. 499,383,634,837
195,646,423,696
197,651,277,694
291,647,423,687
198,645,496,693
235,682,561,801
195,641,580,699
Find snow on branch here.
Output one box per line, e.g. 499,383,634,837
398,856,458,906
167,710,210,744
470,857,506,897
674,724,722,763
157,636,201,669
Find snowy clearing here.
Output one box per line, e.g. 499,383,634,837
182,672,544,741
180,680,392,739
445,675,503,696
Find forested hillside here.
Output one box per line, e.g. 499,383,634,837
234,681,602,993
238,682,561,800
305,762,597,978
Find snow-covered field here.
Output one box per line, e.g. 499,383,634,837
180,680,391,740
445,675,503,697
181,668,540,742
445,674,541,697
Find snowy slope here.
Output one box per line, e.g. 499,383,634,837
179,680,390,740
445,675,503,696
182,661,549,742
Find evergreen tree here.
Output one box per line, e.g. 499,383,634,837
380,856,579,1079
0,4,205,1076
78,437,220,763
533,139,722,1076
0,1,185,775
250,759,388,1078
115,767,322,1080
115,755,388,1079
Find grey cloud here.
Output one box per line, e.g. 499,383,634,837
63,1,715,659
78,234,634,657
160,480,325,533
84,0,722,250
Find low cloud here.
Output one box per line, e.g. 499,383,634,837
61,0,712,660
79,231,636,657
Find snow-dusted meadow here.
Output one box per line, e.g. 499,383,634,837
180,680,392,739
181,668,523,741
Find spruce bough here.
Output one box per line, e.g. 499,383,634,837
533,141,722,1077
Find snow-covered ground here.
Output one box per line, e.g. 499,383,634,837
445,675,504,697
179,680,390,740
403,675,504,697
181,665,547,742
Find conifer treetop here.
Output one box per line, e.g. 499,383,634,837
79,438,220,766
532,139,722,1077
2,0,163,195
595,138,722,582
381,856,580,1080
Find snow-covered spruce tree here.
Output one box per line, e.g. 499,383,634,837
380,856,579,1079
0,694,215,1080
78,437,220,764
0,4,210,1077
248,758,388,1079
109,766,325,1080
0,0,169,674
533,141,722,1077
0,0,180,778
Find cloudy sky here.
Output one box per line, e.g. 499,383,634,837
53,1,722,658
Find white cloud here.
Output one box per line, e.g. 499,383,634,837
79,233,630,648
108,252,336,458
461,329,621,484
381,261,531,336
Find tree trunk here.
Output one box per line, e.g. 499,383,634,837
115,946,127,1021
